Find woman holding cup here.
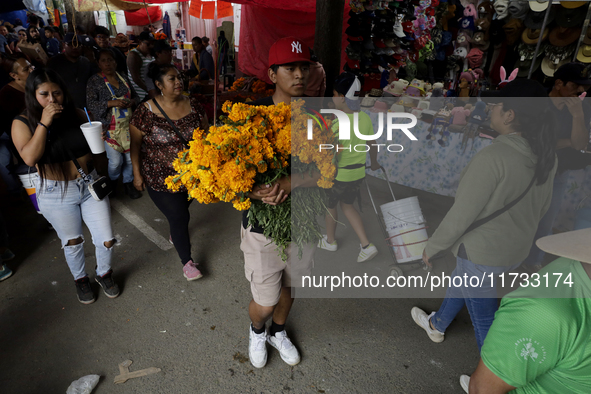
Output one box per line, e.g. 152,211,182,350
87,49,141,199
11,69,119,304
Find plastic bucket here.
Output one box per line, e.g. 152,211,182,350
18,173,40,212
380,196,428,263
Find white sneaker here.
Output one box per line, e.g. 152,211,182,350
267,330,301,366
317,235,338,251
411,307,444,343
460,374,470,393
248,325,268,368
357,243,378,262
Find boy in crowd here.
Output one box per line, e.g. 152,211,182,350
461,228,591,393
241,37,317,369
44,27,60,57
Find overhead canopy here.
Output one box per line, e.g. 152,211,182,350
124,6,162,26
235,0,349,84
220,0,313,12
121,0,189,3
74,0,142,12
189,0,233,19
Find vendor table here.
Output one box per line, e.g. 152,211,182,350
364,116,590,232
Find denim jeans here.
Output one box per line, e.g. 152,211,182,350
522,170,569,267
35,173,114,280
104,142,133,184
430,255,520,352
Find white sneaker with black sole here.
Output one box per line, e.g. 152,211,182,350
248,325,268,368
411,307,444,343
267,330,301,366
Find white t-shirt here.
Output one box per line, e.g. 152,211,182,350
206,45,213,55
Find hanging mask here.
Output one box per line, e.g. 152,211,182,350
494,0,509,20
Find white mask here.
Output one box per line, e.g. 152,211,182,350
494,0,509,20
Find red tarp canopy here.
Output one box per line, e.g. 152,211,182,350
189,0,233,19
124,6,163,26
122,0,188,3
223,0,349,84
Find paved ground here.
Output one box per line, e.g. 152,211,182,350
0,177,482,393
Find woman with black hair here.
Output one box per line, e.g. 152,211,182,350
130,62,208,281
411,79,558,352
87,49,140,199
11,69,119,304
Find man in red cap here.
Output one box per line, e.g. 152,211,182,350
241,36,319,369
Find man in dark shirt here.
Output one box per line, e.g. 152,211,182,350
523,62,591,271
48,32,97,109
242,37,317,370
190,36,215,81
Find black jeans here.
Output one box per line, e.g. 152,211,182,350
147,187,193,265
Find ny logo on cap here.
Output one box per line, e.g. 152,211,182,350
291,41,302,54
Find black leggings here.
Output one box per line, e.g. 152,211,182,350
147,187,193,265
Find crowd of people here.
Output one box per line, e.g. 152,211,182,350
0,18,589,392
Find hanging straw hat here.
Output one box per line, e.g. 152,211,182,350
576,44,591,63
522,28,549,45
536,228,591,264
549,26,582,47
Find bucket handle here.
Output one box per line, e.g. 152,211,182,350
366,166,396,202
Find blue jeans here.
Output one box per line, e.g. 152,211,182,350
430,255,520,352
522,170,569,267
35,173,115,280
104,142,133,184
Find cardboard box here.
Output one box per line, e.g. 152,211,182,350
18,42,49,65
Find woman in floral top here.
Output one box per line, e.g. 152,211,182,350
130,62,208,281
87,49,141,199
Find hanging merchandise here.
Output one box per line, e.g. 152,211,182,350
124,6,162,26
162,10,171,38
494,0,510,20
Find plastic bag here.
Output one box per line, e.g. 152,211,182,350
66,375,100,394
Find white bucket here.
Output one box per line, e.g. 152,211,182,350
380,196,428,263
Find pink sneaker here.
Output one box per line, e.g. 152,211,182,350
183,260,203,281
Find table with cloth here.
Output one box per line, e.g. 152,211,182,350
364,116,590,232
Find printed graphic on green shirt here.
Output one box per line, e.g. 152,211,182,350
481,258,591,394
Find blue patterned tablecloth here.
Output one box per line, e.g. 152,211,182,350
365,117,590,231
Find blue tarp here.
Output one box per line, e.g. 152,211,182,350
0,10,28,26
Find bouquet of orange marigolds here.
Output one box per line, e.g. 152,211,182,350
165,99,337,259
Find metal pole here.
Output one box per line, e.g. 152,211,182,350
528,2,553,79
573,4,591,62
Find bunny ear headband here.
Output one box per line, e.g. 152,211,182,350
499,66,519,83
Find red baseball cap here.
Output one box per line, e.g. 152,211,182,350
268,37,313,67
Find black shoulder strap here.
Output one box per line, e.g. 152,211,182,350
462,175,537,237
151,98,190,147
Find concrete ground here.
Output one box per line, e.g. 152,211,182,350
0,177,482,394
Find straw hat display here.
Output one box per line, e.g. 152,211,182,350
522,28,549,45
577,44,591,63
541,56,570,77
549,26,582,47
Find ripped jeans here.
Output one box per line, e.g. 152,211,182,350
35,173,114,280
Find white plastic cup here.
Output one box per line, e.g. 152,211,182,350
80,122,105,154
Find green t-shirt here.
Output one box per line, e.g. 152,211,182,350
481,258,591,393
333,111,374,182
